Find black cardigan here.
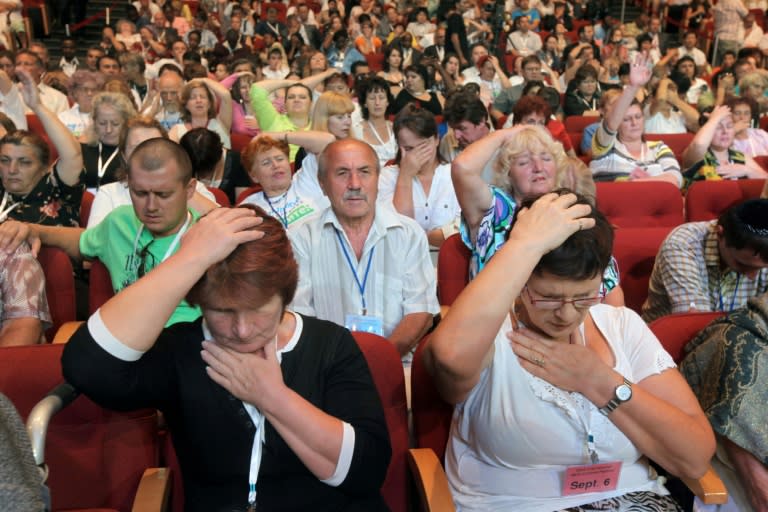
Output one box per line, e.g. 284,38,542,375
62,315,391,512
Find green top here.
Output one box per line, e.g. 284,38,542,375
79,205,202,326
249,84,307,161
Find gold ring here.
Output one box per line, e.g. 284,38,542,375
533,356,545,367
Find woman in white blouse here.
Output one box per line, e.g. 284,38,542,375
378,104,460,248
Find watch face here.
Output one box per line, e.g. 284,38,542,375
616,384,632,401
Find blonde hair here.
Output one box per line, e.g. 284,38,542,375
493,125,567,195
739,71,768,92
87,91,138,145
311,91,354,133
558,156,596,204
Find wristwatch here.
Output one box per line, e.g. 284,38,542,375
599,377,633,416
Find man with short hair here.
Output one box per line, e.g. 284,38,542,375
677,31,708,72
153,71,184,131
507,15,542,59
441,90,494,182
290,139,439,364
461,42,489,81
57,37,81,77
97,55,121,77
643,199,768,322
5,138,203,327
14,50,68,114
84,47,105,72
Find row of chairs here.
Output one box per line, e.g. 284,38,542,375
438,180,765,313
0,313,727,512
0,312,727,511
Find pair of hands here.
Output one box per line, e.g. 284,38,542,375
399,139,435,177
201,337,287,411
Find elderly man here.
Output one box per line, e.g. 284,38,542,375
1,139,206,327
290,139,439,365
643,199,768,322
151,69,185,131
15,50,68,114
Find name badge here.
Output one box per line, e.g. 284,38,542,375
562,461,622,496
345,314,384,336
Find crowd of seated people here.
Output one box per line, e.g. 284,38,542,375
3,0,768,508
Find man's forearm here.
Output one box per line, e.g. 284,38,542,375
388,312,434,356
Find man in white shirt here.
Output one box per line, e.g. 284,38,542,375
290,139,439,366
507,15,543,59
15,50,68,114
741,12,764,48
461,42,489,81
0,68,26,130
57,37,81,77
677,31,709,74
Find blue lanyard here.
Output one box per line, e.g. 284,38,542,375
335,229,375,315
264,190,289,227
718,273,741,312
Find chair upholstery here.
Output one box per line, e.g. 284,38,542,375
648,312,725,363
80,191,94,228
88,259,114,315
613,227,675,314
365,52,385,72
206,186,231,207
684,179,765,222
437,234,471,306
262,2,287,22
235,185,263,205
230,132,253,154
596,181,684,228
564,115,597,134
410,340,454,463
351,332,409,512
37,246,76,341
645,132,694,162
0,344,162,511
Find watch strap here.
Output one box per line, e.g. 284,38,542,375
599,377,632,416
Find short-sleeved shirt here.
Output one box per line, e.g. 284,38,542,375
0,244,51,332
0,164,85,227
590,121,682,187
642,221,768,322
459,185,620,291
682,148,746,190
79,205,201,326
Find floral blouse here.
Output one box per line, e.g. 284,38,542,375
1,165,85,227
459,185,620,292
682,148,746,191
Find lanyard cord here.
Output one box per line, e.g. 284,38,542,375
264,188,291,228
718,273,741,312
335,229,375,315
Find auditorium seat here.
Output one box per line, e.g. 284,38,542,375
437,233,470,306
235,185,263,204
80,191,94,228
649,311,725,363
613,227,675,314
230,132,253,154
564,115,598,134
37,246,76,341
206,186,231,207
595,181,684,228
0,344,169,511
644,132,693,162
684,179,764,222
352,332,410,511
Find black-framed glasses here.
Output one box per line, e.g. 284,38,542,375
523,285,605,311
136,241,155,278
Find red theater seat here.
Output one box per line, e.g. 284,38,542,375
37,246,76,341
649,311,725,363
595,181,684,228
684,179,764,222
613,227,675,314
437,233,471,306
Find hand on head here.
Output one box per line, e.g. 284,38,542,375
180,207,264,267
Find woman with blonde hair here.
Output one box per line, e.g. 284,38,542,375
310,91,354,139
169,78,233,149
82,91,137,192
738,71,768,116
452,123,622,303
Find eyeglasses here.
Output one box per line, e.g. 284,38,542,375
523,285,605,310
136,241,155,278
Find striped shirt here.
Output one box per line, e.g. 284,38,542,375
590,121,683,187
642,221,768,322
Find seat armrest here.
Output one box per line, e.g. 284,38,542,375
407,448,455,512
27,383,79,466
132,467,172,512
51,321,84,344
681,465,728,505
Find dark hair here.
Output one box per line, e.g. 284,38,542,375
382,44,403,72
443,90,489,126
573,63,598,86
357,76,394,120
520,55,542,71
179,128,223,181
0,112,16,135
718,199,768,261
158,63,184,78
183,51,202,63
350,60,369,76
519,190,614,280
668,70,692,96
726,95,758,126
231,73,254,104
128,138,193,184
393,104,439,164
674,55,696,74
636,33,652,46
186,204,298,310
0,130,50,166
404,63,431,90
